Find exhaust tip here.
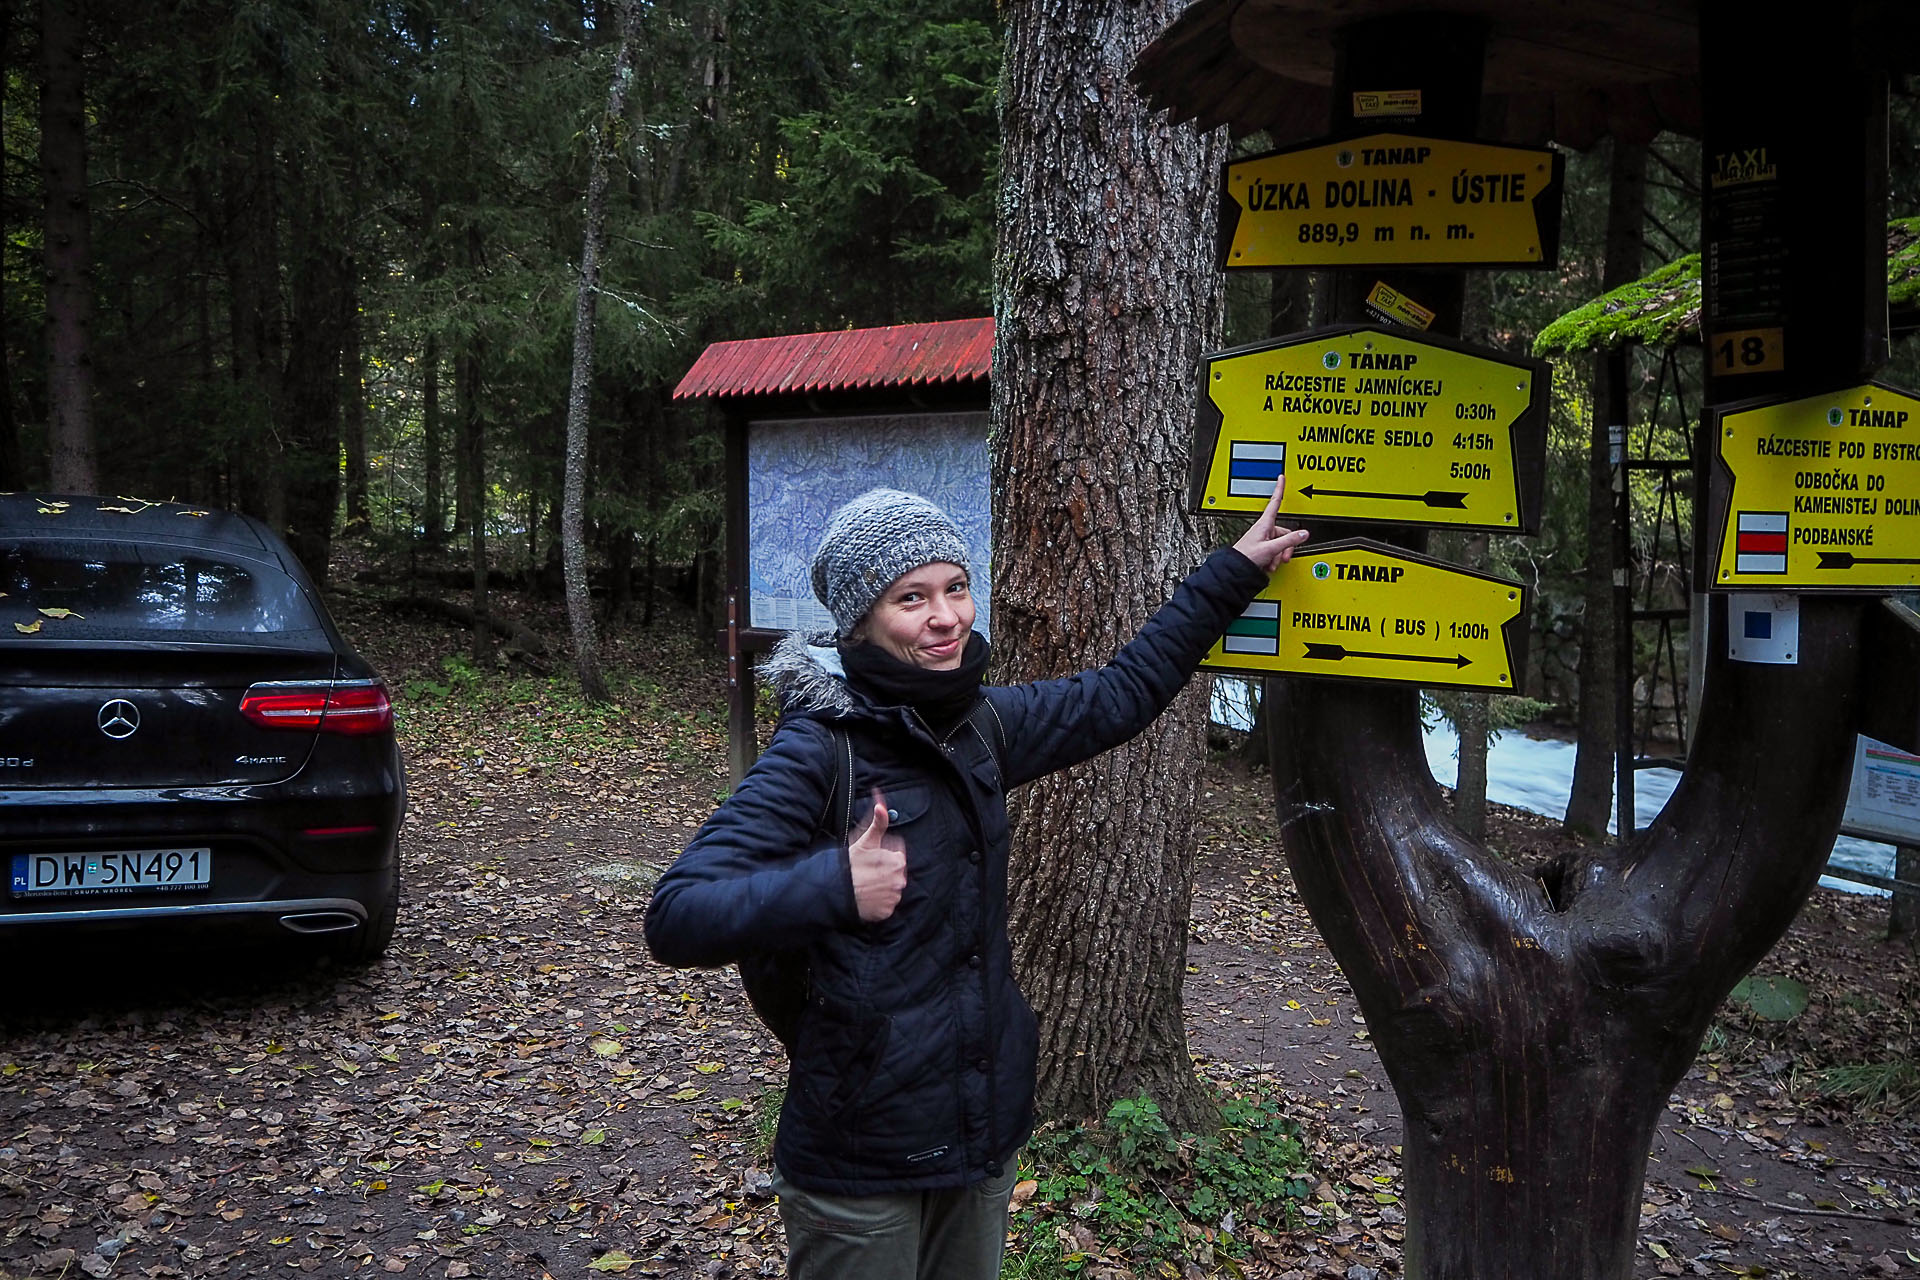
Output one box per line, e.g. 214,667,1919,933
279,910,363,936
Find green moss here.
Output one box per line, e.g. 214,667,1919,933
1537,218,1920,357
1886,216,1920,309
1532,255,1700,358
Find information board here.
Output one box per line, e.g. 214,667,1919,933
1707,383,1920,591
1198,539,1528,693
1220,133,1564,270
747,412,992,634
1189,326,1548,533
1839,736,1920,847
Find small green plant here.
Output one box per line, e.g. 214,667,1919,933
1818,1061,1920,1116
755,1086,785,1158
1005,1090,1311,1277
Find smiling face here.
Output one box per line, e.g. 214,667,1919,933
857,562,976,670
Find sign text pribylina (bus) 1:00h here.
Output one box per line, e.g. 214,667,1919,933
1222,134,1562,269
1199,540,1527,693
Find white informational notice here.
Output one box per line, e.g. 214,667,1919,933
1841,735,1920,848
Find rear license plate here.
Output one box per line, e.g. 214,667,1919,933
10,849,212,897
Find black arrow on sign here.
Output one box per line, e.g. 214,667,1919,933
1302,642,1472,668
1817,551,1920,569
1296,484,1468,509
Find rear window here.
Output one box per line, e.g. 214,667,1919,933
0,539,325,638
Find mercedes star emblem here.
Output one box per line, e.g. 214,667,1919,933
97,699,141,740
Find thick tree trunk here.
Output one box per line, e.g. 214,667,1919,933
993,0,1224,1131
342,280,370,532
1565,140,1648,838
40,0,96,493
219,123,286,527
1892,845,1920,942
560,0,640,704
422,334,444,545
280,192,352,586
458,336,491,666
0,0,19,492
1268,601,1867,1276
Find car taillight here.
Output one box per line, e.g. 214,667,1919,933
240,680,393,735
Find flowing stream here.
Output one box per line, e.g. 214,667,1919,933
1212,680,1897,896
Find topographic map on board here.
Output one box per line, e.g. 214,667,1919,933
747,412,992,636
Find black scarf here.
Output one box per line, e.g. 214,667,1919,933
839,631,990,732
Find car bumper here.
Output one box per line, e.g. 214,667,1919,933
0,770,403,947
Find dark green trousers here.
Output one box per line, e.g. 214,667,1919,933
773,1164,1018,1280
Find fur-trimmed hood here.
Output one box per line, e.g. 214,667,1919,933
760,632,860,717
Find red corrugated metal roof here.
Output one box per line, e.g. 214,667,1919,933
672,317,993,401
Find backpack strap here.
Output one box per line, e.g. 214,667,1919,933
966,694,1006,774
818,723,855,839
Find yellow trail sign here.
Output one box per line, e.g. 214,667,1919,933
1709,382,1920,591
1221,133,1564,270
1190,326,1548,534
1200,540,1528,693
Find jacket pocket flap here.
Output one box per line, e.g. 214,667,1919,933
877,783,932,825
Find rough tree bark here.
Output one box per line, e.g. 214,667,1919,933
1892,846,1920,941
1565,139,1648,838
280,183,353,587
40,0,96,493
560,0,642,704
342,278,370,532
1449,275,1496,838
1267,607,1867,1276
457,315,491,666
1250,8,1888,1273
422,334,444,544
993,0,1226,1130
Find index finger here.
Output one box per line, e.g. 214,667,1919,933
1256,473,1286,528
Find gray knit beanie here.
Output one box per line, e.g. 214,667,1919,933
810,488,972,637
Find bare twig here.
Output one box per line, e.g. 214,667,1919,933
1695,1181,1913,1225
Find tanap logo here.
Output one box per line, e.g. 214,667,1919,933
1312,561,1332,580
1322,351,1342,371
1828,407,1845,427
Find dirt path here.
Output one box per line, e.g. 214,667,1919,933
2,649,1916,1277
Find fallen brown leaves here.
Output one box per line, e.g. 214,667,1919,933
0,583,1915,1280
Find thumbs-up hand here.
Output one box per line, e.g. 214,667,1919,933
849,789,908,923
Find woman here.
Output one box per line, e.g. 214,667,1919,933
645,483,1306,1279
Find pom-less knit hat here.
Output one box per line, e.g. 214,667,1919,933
810,488,972,637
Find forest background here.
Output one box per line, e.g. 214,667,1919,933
5,0,1920,806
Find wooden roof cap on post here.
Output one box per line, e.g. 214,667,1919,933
1130,0,1700,147
672,317,993,403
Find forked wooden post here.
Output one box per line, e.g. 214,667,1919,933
1257,7,1892,1278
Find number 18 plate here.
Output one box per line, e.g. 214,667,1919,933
10,849,212,897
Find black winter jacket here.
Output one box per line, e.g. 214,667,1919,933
644,548,1269,1195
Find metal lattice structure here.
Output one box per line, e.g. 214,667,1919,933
1614,344,1697,832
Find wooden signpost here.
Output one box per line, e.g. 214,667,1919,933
1195,126,1552,694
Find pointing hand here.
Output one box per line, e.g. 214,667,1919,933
1233,474,1310,572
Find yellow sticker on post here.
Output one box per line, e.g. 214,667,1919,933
1189,325,1548,534
1220,133,1563,270
1708,382,1920,590
1200,540,1528,693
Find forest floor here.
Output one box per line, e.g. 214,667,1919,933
0,579,1916,1279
